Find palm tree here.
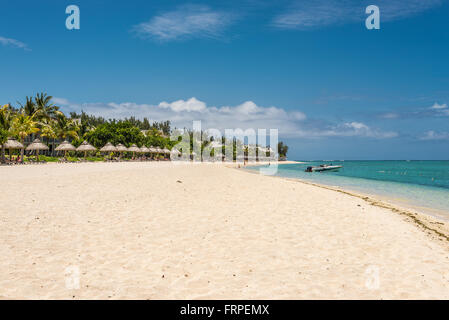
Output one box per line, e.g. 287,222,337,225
40,118,57,156
0,104,15,163
18,96,41,143
18,94,58,143
53,112,79,140
21,96,37,117
35,92,59,121
0,104,14,131
0,127,7,155
11,111,40,161
277,141,288,159
78,112,95,139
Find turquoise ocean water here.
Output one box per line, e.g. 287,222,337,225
246,161,449,219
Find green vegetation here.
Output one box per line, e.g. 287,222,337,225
36,155,106,163
278,142,289,159
84,121,145,148
1,93,289,163
0,128,7,145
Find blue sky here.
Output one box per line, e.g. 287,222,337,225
1,0,449,159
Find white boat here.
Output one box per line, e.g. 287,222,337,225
305,164,343,172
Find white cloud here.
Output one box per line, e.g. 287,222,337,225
59,96,396,139
342,122,398,138
345,122,368,130
273,0,350,29
380,112,400,119
420,131,449,141
429,102,449,116
379,102,449,119
429,102,447,110
133,5,235,41
294,121,398,139
379,0,442,21
53,97,71,106
0,36,30,51
273,0,442,29
159,97,207,112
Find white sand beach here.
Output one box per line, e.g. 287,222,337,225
0,162,448,299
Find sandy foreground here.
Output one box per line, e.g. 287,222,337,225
0,162,448,299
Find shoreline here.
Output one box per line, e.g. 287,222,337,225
238,166,449,242
242,160,303,167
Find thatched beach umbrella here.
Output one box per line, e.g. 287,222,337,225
2,137,24,161
154,147,164,160
2,137,23,149
127,144,140,158
149,146,157,153
140,146,150,153
139,146,150,160
26,138,49,162
76,141,97,158
55,140,76,159
148,146,157,160
116,143,128,159
100,142,117,152
100,142,117,159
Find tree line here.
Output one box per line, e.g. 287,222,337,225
1,93,289,163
